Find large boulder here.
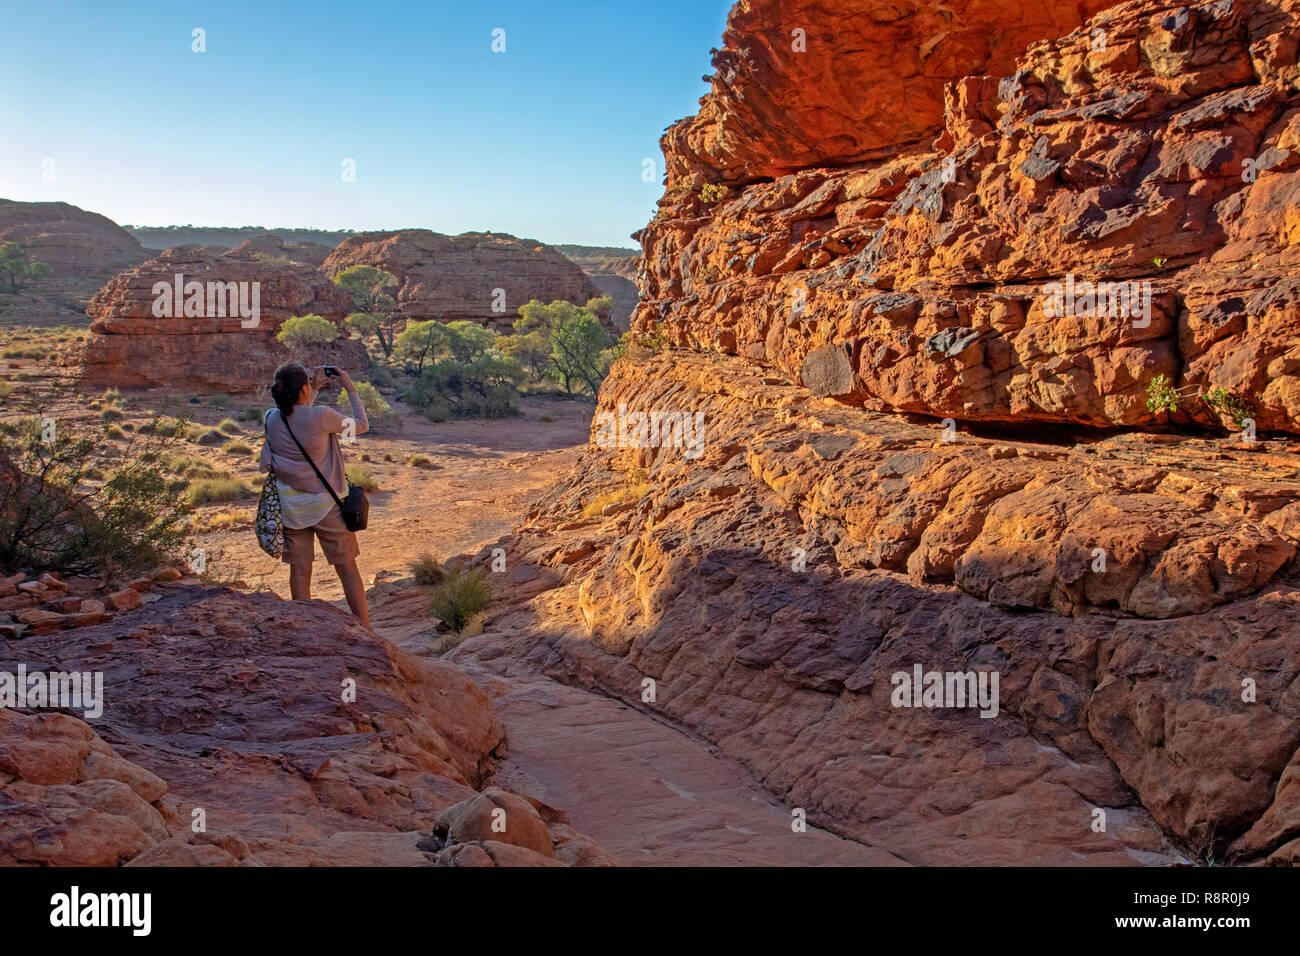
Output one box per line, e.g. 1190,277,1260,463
80,236,368,394
322,229,615,333
0,584,605,865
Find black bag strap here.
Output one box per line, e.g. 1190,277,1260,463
275,408,346,510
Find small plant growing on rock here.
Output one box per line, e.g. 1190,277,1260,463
408,552,445,586
1200,386,1253,429
1145,374,1183,416
430,562,492,632
1146,375,1254,431
699,183,728,204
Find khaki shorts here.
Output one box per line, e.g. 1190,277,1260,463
281,506,360,567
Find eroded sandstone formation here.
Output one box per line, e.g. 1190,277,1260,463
640,0,1300,434
454,0,1300,866
322,230,614,333
0,200,147,320
0,584,609,866
80,236,368,393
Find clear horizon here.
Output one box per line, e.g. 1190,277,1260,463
0,0,734,249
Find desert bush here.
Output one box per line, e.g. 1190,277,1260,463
408,552,444,586
345,464,378,491
104,425,127,440
0,414,188,576
184,478,247,507
581,482,648,518
99,407,125,422
405,352,525,419
190,427,225,446
0,382,15,401
407,454,435,469
238,406,263,423
222,439,254,455
430,563,492,632
217,418,243,435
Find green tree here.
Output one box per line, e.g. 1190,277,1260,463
0,242,52,294
277,314,340,353
333,265,400,358
392,318,452,375
514,297,612,395
444,321,496,362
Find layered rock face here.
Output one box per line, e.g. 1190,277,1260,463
322,230,614,333
641,0,1300,434
0,584,609,866
455,0,1300,865
80,236,368,393
0,200,147,320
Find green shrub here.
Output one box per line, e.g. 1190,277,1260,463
408,552,445,586
430,563,492,631
1145,374,1181,416
237,406,263,422
1201,386,1253,428
277,313,340,352
184,478,247,507
699,183,728,203
405,353,525,419
337,381,402,432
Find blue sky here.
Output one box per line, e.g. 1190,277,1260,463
0,0,733,248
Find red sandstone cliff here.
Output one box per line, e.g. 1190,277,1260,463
638,0,1300,435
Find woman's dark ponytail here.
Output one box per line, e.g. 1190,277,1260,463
271,362,309,417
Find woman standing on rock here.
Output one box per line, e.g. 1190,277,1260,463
260,362,371,626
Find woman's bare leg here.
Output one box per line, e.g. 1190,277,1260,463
289,563,313,601
334,558,370,627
